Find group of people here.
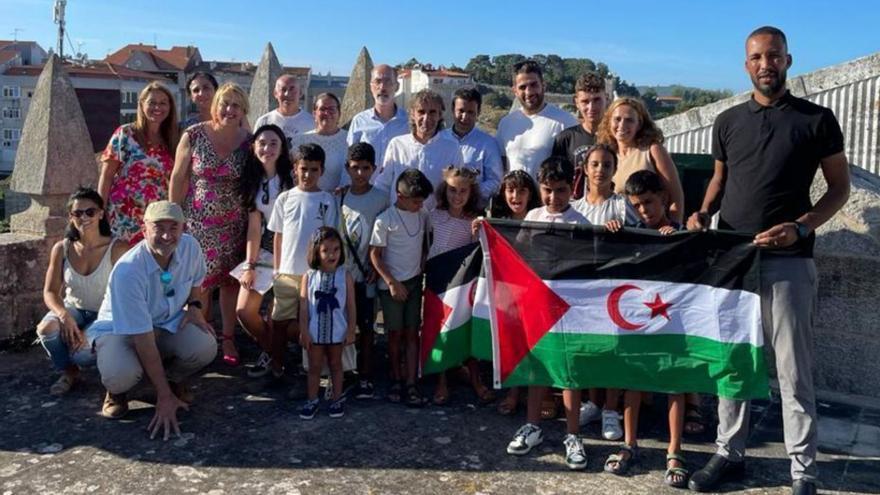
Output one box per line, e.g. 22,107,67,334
35,26,849,495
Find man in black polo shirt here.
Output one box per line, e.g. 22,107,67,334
687,26,850,495
552,72,607,199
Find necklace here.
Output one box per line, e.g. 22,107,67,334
395,207,422,238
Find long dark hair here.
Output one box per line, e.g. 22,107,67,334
241,124,294,211
489,170,541,218
65,187,112,241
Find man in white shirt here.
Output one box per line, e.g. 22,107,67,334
254,74,315,146
346,64,410,167
375,90,463,208
496,60,578,180
441,87,503,204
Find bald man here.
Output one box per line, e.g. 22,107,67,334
255,74,315,145
346,64,410,169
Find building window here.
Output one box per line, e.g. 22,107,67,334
2,86,21,98
2,108,21,119
121,91,138,104
2,129,21,142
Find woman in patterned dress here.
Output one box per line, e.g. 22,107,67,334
170,82,250,365
98,82,179,245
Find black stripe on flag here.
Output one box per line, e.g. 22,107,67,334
486,219,760,293
424,242,482,294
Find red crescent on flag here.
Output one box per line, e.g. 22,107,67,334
607,284,645,331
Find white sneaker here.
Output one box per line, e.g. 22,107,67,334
563,433,587,470
506,423,544,455
579,400,602,426
602,409,623,440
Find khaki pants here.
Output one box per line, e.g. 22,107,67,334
715,257,818,482
96,323,217,394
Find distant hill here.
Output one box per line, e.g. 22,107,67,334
637,85,722,97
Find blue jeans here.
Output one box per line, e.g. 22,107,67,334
38,307,98,371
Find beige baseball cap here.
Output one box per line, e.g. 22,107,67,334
143,201,185,223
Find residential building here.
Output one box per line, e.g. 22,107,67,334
396,64,474,125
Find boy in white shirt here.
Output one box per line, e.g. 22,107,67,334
267,143,339,378
370,169,433,408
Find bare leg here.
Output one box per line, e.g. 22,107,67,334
387,330,402,382
404,328,418,385
623,390,641,447
306,345,325,400
606,388,620,410
270,319,291,374
236,287,268,350
526,386,546,424
327,345,344,400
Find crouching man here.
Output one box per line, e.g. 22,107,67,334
91,201,217,440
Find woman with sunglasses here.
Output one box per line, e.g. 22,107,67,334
37,187,129,395
233,124,294,375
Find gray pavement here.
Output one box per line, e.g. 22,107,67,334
1,340,878,495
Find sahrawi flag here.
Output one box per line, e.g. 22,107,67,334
477,219,769,400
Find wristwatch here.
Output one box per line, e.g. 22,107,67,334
186,299,203,310
793,222,811,240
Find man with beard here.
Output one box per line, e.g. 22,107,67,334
687,26,849,495
552,72,607,199
496,60,578,179
91,201,217,440
347,64,410,167
441,87,503,204
255,74,315,145
374,89,462,208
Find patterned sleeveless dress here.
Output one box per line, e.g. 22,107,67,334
184,122,249,289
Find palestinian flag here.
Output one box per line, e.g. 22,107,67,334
420,242,482,375
478,219,769,400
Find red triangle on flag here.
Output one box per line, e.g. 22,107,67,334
420,288,453,371
483,223,570,384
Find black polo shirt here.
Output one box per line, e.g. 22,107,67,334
712,91,844,257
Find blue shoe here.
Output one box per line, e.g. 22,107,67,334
328,397,346,418
299,399,319,420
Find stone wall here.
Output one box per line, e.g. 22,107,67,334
0,234,49,340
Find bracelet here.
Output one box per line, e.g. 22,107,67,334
243,262,256,271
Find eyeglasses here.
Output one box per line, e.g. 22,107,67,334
70,208,99,218
160,271,175,298
261,180,270,205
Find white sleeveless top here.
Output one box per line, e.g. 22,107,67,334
306,267,348,344
63,238,117,311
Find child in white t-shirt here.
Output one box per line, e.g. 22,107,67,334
370,169,433,408
267,143,338,378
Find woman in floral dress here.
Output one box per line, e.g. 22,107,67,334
98,82,179,244
170,82,250,366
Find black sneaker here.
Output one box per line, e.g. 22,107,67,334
246,352,272,378
299,399,319,420
354,380,375,400
328,397,346,418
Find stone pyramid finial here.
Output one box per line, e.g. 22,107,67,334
340,46,374,129
247,42,283,125
10,54,97,237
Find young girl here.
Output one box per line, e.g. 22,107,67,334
482,170,541,416
570,144,630,441
37,187,129,395
235,124,294,376
298,227,356,419
429,166,491,406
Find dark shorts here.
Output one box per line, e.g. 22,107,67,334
378,276,423,333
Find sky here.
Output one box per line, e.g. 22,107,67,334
2,0,878,92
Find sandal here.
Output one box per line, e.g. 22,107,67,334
49,373,78,396
474,384,496,406
497,392,519,416
664,452,690,488
219,335,240,367
406,384,425,408
387,381,403,403
433,385,449,406
684,402,707,436
604,444,638,476
540,397,559,420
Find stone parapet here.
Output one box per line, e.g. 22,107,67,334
0,234,48,340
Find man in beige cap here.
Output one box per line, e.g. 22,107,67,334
90,200,217,440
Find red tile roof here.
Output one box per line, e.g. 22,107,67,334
105,44,200,71
3,61,172,82
0,51,18,64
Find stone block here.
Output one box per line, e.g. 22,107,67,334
247,43,282,126
814,330,880,398
0,233,51,340
340,47,374,129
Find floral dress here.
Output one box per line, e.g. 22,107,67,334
184,122,248,290
101,124,174,244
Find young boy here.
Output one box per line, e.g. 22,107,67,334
340,143,390,399
603,168,687,486
369,169,433,408
268,143,339,380
510,156,589,470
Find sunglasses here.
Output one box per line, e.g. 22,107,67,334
70,208,99,218
160,271,175,298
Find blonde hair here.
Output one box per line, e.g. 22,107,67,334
134,82,179,152
210,82,250,124
597,97,664,151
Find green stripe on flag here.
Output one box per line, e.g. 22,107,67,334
470,317,493,361
422,322,472,375
502,333,769,400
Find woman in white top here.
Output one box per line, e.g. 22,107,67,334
37,188,129,395
235,124,294,377
289,92,348,192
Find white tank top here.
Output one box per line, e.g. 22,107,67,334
63,238,116,311
306,267,348,344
